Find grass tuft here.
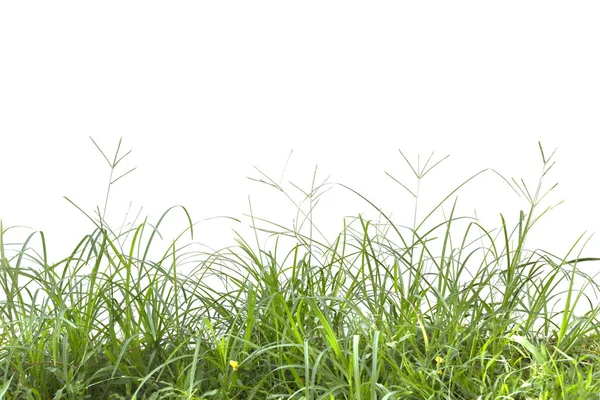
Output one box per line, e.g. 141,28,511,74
1,139,599,399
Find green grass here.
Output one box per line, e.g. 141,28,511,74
1,139,600,399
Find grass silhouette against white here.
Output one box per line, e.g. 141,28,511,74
1,139,599,399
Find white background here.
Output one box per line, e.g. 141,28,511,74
0,2,599,290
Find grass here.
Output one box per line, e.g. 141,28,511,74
1,139,600,399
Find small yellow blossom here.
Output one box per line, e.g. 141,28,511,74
435,355,444,375
229,360,239,371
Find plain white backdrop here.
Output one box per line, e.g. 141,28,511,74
1,2,599,296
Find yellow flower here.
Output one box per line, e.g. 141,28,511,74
229,360,239,371
435,355,444,375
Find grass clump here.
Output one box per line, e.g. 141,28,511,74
1,139,599,399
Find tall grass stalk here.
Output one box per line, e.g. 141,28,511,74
0,139,599,399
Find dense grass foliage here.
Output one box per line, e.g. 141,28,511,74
1,140,599,399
